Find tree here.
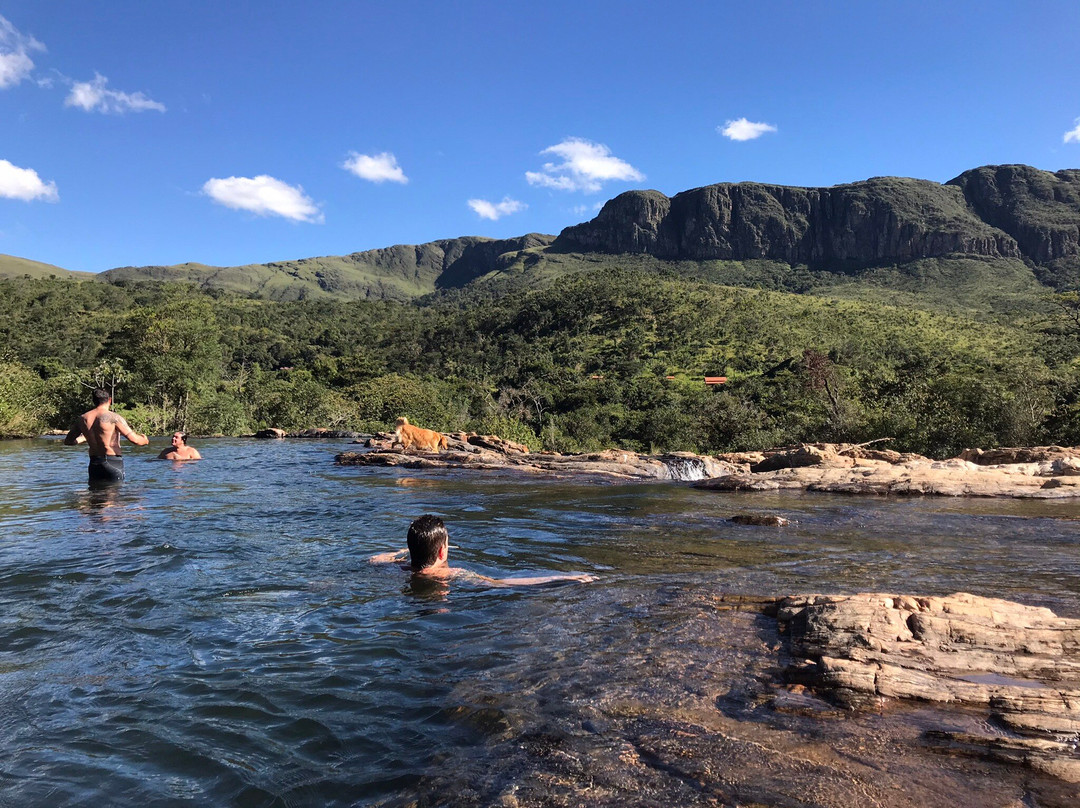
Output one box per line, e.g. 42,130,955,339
112,296,223,431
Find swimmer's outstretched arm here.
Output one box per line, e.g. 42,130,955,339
466,571,597,587
369,549,409,564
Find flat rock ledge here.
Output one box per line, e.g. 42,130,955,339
335,433,737,481
696,442,1080,498
754,592,1080,783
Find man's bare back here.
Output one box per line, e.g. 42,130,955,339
65,389,148,484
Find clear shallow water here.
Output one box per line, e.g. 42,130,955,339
1,438,1079,806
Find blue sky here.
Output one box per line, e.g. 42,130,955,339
1,0,1078,273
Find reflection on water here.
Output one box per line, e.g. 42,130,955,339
0,438,1079,806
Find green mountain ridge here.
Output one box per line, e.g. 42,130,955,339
0,254,93,281
6,164,1078,311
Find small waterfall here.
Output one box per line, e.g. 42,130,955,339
661,456,708,482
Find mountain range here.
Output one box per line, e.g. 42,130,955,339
3,164,1077,304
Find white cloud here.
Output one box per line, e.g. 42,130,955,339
202,175,322,223
65,73,165,114
0,158,58,201
718,118,778,141
1065,119,1080,144
468,196,526,221
0,14,44,89
343,151,408,184
525,137,644,193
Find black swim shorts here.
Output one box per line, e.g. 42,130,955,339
88,455,125,484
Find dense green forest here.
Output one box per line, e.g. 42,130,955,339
1,269,1078,457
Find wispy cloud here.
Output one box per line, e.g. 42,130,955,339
0,158,58,201
467,197,526,221
718,118,777,141
526,137,644,193
1065,119,1080,144
343,151,408,184
202,175,322,223
0,14,44,89
65,73,165,114
571,202,604,217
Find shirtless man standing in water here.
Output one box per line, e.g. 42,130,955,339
64,388,149,484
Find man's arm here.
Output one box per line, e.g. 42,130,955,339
116,416,149,446
468,571,597,587
63,420,85,446
157,448,176,460
369,549,409,564
188,447,202,459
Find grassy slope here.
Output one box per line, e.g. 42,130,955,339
0,254,93,281
466,249,1052,321
101,253,441,301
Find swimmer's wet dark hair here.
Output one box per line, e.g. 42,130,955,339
91,387,111,406
407,514,449,570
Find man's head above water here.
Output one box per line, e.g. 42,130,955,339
406,514,449,571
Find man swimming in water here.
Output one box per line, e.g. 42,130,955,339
158,431,202,461
370,514,596,586
64,388,149,484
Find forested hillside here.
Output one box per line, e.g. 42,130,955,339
2,271,1077,457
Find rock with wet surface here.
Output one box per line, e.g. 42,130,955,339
411,590,1079,808
770,592,1080,782
729,514,791,526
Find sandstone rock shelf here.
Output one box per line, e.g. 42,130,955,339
697,442,1080,498
755,591,1080,783
335,431,736,481
336,434,1080,497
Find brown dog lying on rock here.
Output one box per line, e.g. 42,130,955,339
394,417,448,452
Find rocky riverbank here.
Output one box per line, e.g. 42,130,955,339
697,442,1080,498
335,432,738,481
335,433,1080,496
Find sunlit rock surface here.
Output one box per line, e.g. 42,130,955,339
336,434,738,481
408,591,1079,807
698,442,1080,498
770,592,1080,784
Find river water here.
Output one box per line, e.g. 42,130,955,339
1,438,1078,807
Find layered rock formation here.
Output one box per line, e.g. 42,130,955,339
556,177,1020,265
767,592,1080,782
948,165,1080,265
554,165,1080,285
335,437,1080,496
94,164,1078,298
697,442,1080,498
335,432,737,481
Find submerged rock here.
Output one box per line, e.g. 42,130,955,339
729,514,791,526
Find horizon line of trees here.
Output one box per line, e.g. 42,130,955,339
1,272,1079,458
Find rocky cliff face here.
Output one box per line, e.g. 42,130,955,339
554,166,1080,275
946,165,1080,283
